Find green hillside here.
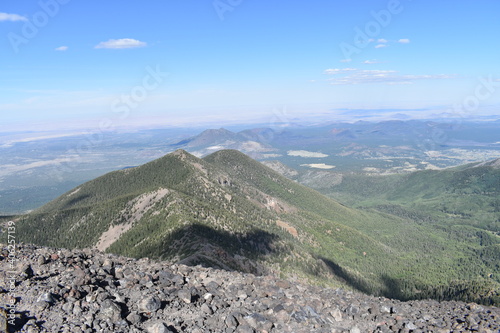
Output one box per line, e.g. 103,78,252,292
312,159,500,303
323,160,500,232
13,150,500,305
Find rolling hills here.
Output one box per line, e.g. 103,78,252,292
317,158,500,233
2,120,499,216
14,150,500,305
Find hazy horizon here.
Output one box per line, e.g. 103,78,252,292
1,1,500,133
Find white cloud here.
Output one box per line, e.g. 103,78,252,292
363,60,381,64
95,38,147,49
340,58,352,63
375,44,387,49
0,157,77,177
0,12,27,22
398,38,410,44
55,46,68,51
326,68,456,85
288,150,328,158
0,133,83,148
324,68,357,75
378,38,388,43
301,163,336,169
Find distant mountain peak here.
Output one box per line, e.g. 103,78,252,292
208,127,232,133
173,128,238,148
198,128,235,136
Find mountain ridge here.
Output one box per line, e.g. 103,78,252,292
14,149,500,305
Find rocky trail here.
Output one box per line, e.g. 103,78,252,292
1,243,499,332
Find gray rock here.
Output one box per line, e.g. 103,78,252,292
225,314,239,328
346,304,359,316
380,304,391,314
139,296,162,313
37,255,47,265
330,307,343,321
144,321,172,333
0,308,8,333
201,303,213,315
236,326,255,333
99,299,122,321
3,243,500,333
37,292,56,304
177,289,192,304
126,311,143,325
405,321,417,330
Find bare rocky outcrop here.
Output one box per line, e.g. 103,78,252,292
261,161,299,179
1,243,499,333
95,188,170,251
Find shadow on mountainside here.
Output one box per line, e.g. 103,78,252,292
166,223,281,275
319,257,374,295
167,223,280,256
380,274,500,306
113,223,281,275
320,259,500,306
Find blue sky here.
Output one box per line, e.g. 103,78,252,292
1,0,500,131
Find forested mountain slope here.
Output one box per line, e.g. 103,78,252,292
14,150,500,305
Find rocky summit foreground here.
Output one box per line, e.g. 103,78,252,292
1,244,499,333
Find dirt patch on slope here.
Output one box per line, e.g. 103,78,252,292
94,188,170,251
276,220,298,238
